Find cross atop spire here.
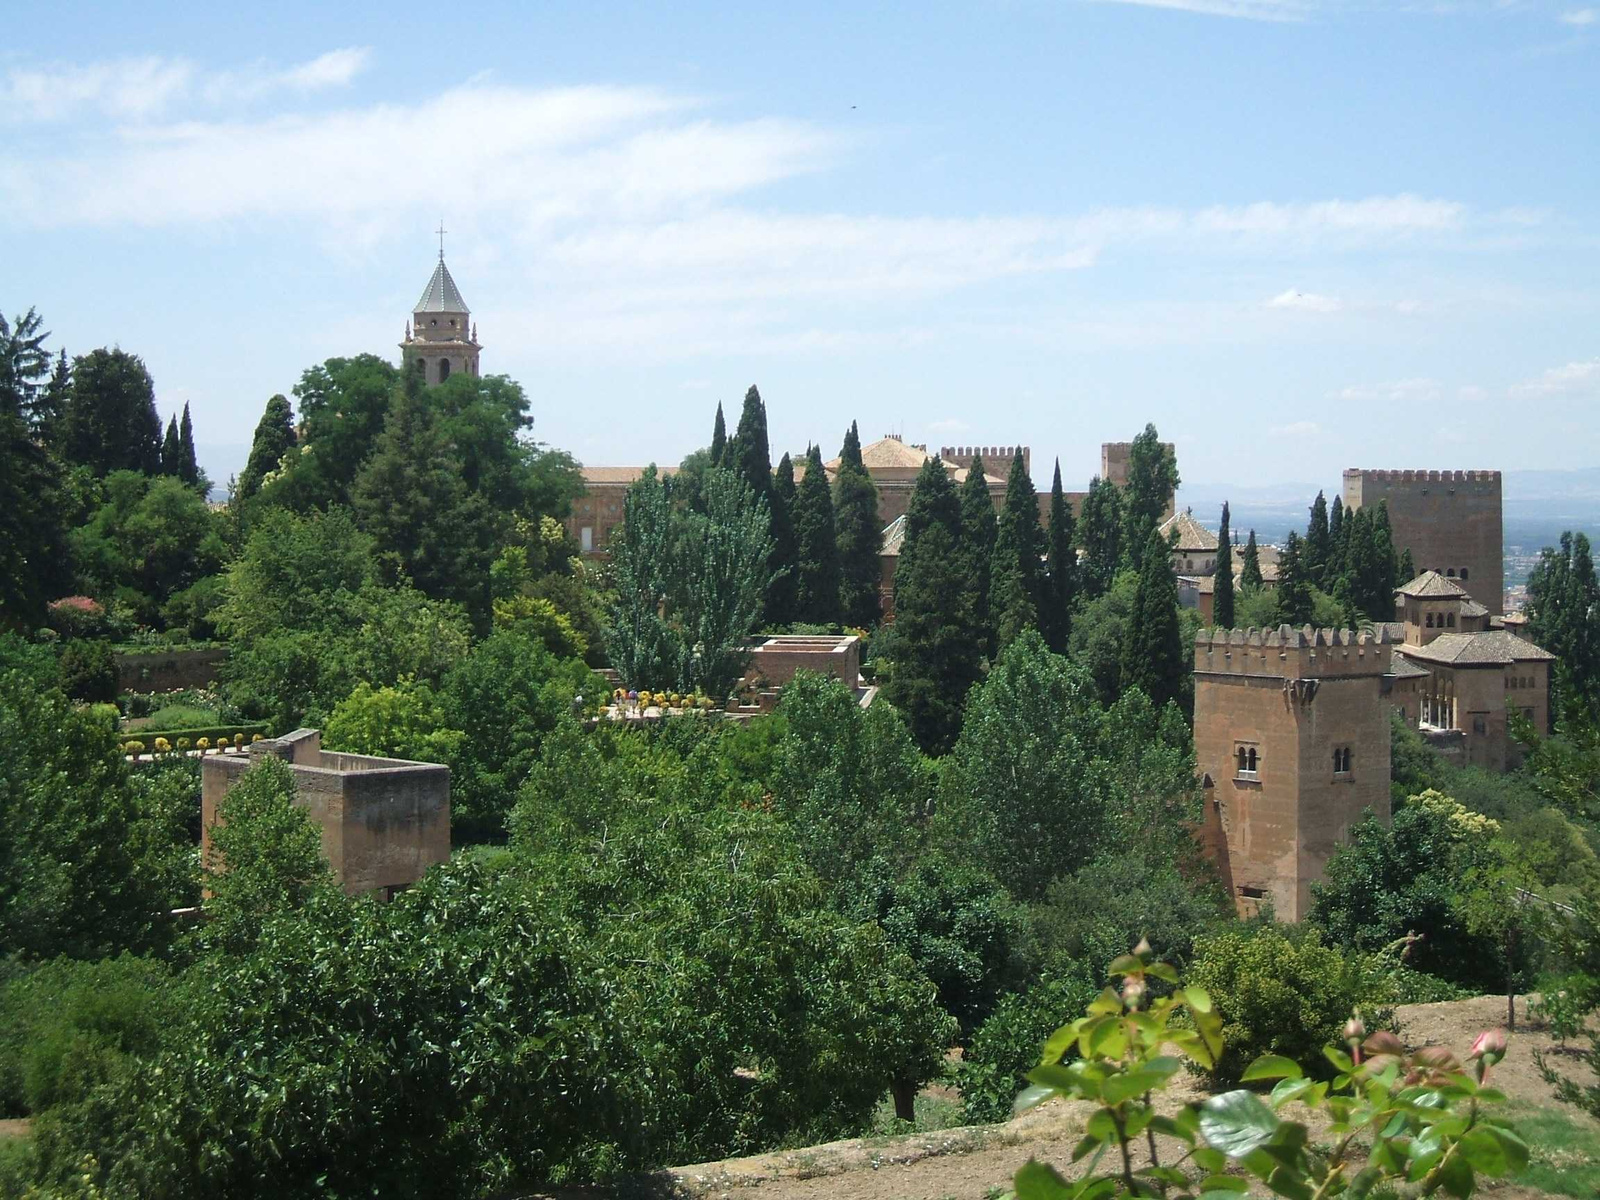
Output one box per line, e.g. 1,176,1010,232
436,219,447,260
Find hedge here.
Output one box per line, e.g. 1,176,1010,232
120,722,272,752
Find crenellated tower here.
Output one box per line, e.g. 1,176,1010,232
1193,625,1393,921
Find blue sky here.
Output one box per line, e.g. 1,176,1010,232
5,0,1598,491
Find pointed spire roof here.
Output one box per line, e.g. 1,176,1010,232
414,258,469,315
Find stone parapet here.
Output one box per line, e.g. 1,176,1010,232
1193,625,1392,680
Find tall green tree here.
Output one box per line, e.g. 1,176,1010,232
0,309,50,427
1527,531,1600,719
237,394,296,501
352,374,500,628
835,421,882,628
160,415,182,476
990,449,1043,649
958,451,997,651
607,466,678,689
1076,475,1125,600
884,457,984,754
1398,547,1416,584
1277,530,1314,626
1213,502,1236,629
710,400,727,467
1119,527,1186,710
1328,494,1344,572
728,384,772,508
277,354,399,508
1043,459,1078,654
1240,529,1263,590
177,402,204,492
0,312,70,626
1305,491,1331,587
59,348,162,476
794,444,842,625
1122,424,1179,572
767,452,800,626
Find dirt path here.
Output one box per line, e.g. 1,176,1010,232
538,992,1597,1200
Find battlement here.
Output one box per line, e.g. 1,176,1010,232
941,445,1029,475
1343,468,1501,487
1193,625,1393,679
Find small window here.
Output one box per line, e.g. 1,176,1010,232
1472,715,1487,735
1460,568,1469,581
449,318,456,328
1446,612,1456,628
438,358,451,381
1235,745,1258,779
414,357,425,374
1446,568,1457,577
1332,746,1353,774
1239,885,1267,900
429,318,437,327
580,526,594,553
1426,613,1435,628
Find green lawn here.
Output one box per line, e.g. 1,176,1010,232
1504,1099,1600,1199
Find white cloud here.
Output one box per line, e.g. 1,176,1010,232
1,48,372,123
1266,288,1342,312
1558,8,1598,24
1269,420,1323,438
1085,0,1317,20
1509,358,1600,396
1333,378,1442,403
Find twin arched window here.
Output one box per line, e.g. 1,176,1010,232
1332,747,1353,774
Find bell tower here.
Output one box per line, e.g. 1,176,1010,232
402,223,480,387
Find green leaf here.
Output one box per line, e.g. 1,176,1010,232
1346,1166,1383,1200
1458,1128,1508,1175
1086,1107,1118,1140
1199,1175,1249,1192
1139,1166,1191,1186
1474,1087,1507,1104
1268,1077,1316,1108
1105,1069,1168,1105
1264,1165,1314,1200
1200,1090,1281,1159
1481,1124,1529,1173
1016,1158,1075,1199
1437,1152,1475,1199
1027,1064,1081,1094
1042,1021,1084,1065
1322,1046,1354,1073
1089,986,1123,1015
1146,961,1179,983
1184,985,1214,1013
1193,1005,1224,1067
1015,1084,1056,1115
1071,1134,1101,1163
1149,1114,1197,1145
1193,1147,1227,1173
1109,954,1144,976
1242,1055,1303,1083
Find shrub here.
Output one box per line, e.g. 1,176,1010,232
1390,968,1473,1005
958,964,1098,1123
45,596,110,641
1534,973,1600,1043
1187,924,1394,1086
58,639,117,703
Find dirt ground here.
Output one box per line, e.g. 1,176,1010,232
573,994,1599,1200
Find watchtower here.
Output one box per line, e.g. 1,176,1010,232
1193,626,1392,921
1342,469,1502,615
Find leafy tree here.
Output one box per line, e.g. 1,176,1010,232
1076,475,1124,600
324,679,464,765
766,451,799,625
883,457,983,754
834,421,882,629
1214,502,1236,629
237,393,296,501
958,451,997,651
606,465,678,689
1068,568,1138,706
0,667,160,960
709,399,727,466
1276,530,1314,626
1527,531,1600,719
990,448,1043,648
941,630,1115,899
1304,490,1331,586
70,471,228,624
1120,527,1185,710
59,348,162,477
1122,423,1179,571
793,444,841,625
1240,528,1264,589
57,638,117,702
352,372,500,628
957,965,1099,1123
676,468,774,697
276,354,398,507
1043,459,1077,654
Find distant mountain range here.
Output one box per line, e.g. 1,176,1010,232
1177,468,1600,552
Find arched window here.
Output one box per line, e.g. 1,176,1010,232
1447,612,1456,628
1426,613,1434,628
1460,568,1469,581
438,358,451,381
415,357,425,374
1237,747,1248,774
1247,748,1258,772
1446,568,1457,577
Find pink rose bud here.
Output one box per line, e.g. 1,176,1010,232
1121,976,1146,1006
1469,1029,1508,1060
1362,1030,1406,1058
1134,937,1153,959
1343,1015,1366,1043
1412,1046,1461,1073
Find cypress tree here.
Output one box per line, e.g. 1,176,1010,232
834,422,882,628
1305,491,1330,587
1398,546,1416,584
35,349,70,443
729,385,771,507
1122,424,1179,572
161,415,182,476
1369,500,1398,613
1328,494,1344,562
767,452,800,627
1277,531,1314,626
958,451,997,652
990,449,1043,649
178,402,206,492
239,394,296,501
884,456,983,754
1240,529,1264,590
1120,526,1185,710
1214,502,1236,629
1043,459,1077,653
794,444,842,625
1077,475,1124,599
710,401,727,468
1527,531,1600,718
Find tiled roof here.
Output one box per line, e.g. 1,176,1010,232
1159,509,1219,553
1459,598,1489,619
825,437,931,473
1399,630,1556,666
1388,656,1431,680
1377,621,1407,643
1396,570,1468,599
414,258,469,314
950,466,1006,485
580,465,678,484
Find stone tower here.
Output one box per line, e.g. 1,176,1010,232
1342,469,1503,615
402,244,480,387
1192,625,1392,921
